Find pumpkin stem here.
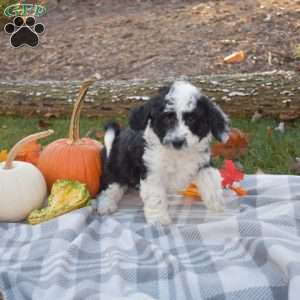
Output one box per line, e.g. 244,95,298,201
69,78,96,143
3,130,54,170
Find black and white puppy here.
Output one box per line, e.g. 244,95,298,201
96,81,229,224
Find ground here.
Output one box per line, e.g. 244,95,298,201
0,0,299,80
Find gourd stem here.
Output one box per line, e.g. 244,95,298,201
4,130,54,170
68,78,96,143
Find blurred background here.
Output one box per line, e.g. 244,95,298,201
0,0,299,80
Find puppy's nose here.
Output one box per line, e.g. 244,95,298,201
172,138,185,149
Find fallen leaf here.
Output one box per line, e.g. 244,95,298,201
274,122,285,133
212,128,248,160
181,160,247,200
220,160,244,187
181,183,201,199
0,149,8,162
224,51,246,64
230,186,248,196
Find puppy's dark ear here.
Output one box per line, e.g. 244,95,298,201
157,85,170,96
207,98,230,143
129,86,169,131
129,102,152,131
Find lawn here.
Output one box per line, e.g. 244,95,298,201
0,115,299,175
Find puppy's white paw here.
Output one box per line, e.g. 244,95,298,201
202,190,225,212
96,194,118,215
145,209,172,225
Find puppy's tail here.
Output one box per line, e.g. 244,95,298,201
104,121,120,158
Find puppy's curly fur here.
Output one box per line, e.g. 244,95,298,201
96,81,229,224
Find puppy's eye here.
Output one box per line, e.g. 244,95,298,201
184,113,196,125
163,112,176,125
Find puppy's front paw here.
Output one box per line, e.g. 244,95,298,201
144,209,172,225
95,194,118,215
202,189,225,212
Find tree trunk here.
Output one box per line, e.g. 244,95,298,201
0,71,299,120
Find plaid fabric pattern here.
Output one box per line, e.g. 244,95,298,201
0,175,300,300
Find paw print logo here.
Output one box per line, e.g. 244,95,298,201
4,16,45,48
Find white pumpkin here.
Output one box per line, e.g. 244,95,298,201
0,130,54,222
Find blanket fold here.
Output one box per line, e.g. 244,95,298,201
0,175,300,300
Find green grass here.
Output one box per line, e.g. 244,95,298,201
0,115,299,174
230,118,300,174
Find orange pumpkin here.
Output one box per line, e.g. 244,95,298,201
15,140,41,166
38,78,102,197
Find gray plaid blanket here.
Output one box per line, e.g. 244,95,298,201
1,175,300,300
